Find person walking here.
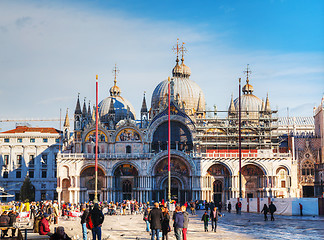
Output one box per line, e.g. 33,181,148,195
39,213,51,236
173,206,184,240
210,207,222,232
227,202,232,213
148,202,163,240
181,206,189,240
299,203,303,216
268,202,276,221
90,203,104,240
235,202,239,214
53,201,59,225
261,204,269,221
80,204,89,240
143,206,151,232
201,211,209,232
161,207,170,240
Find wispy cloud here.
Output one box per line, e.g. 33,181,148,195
0,0,322,131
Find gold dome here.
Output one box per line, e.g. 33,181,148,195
172,58,183,77
110,84,121,96
181,62,191,78
242,79,254,94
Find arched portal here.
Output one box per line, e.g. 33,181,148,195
113,164,138,201
80,167,106,202
152,121,193,153
241,164,265,198
154,156,191,204
207,164,231,205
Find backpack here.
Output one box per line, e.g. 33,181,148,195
86,215,94,230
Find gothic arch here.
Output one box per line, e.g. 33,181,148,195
242,161,268,176
203,161,233,176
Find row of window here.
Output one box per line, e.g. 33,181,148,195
2,170,57,179
2,154,57,167
3,138,60,143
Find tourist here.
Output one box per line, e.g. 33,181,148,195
80,204,89,240
90,203,104,240
8,210,18,237
182,205,189,240
0,211,10,238
261,204,269,221
227,202,232,213
269,202,277,221
210,207,222,232
53,201,59,224
50,226,71,240
39,213,51,236
148,202,163,240
299,203,303,216
143,206,151,232
173,206,184,240
201,211,209,232
161,207,170,240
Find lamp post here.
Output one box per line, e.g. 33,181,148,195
168,77,171,203
239,78,242,199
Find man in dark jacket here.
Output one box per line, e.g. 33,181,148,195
148,202,163,240
210,207,222,232
269,202,276,221
80,205,89,240
173,206,184,240
90,203,104,240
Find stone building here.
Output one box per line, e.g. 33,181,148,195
0,125,61,201
56,44,300,204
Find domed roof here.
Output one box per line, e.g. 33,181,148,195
172,59,183,77
151,77,205,114
99,73,135,123
99,95,136,122
181,62,191,78
233,79,262,119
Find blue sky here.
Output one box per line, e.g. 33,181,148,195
0,0,323,130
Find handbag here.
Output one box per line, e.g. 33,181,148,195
86,215,94,230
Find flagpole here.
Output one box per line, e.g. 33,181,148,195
238,78,242,199
168,77,171,203
94,74,99,203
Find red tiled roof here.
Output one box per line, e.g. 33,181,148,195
1,126,61,134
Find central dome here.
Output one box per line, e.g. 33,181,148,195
151,75,205,116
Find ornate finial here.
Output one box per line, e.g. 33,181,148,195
172,38,180,63
112,64,120,86
180,42,187,62
78,93,80,98
243,64,251,83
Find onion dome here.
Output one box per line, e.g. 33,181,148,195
99,73,136,124
234,78,262,120
172,58,183,78
180,57,191,78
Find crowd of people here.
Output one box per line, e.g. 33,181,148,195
0,198,285,240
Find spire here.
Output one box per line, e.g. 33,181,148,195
110,64,121,96
63,109,70,127
141,92,148,113
264,93,271,112
92,104,96,122
228,94,235,114
108,98,115,114
180,42,191,78
242,64,254,94
82,98,87,116
261,98,265,111
197,92,204,112
74,93,82,114
88,101,91,117
172,38,183,77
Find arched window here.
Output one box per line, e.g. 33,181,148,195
126,145,131,154
302,160,314,176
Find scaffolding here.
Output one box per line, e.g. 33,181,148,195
193,109,280,153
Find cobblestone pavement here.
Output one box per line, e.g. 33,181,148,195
50,210,324,240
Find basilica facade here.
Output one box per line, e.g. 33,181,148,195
56,47,300,204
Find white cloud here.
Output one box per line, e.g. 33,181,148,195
0,0,323,131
